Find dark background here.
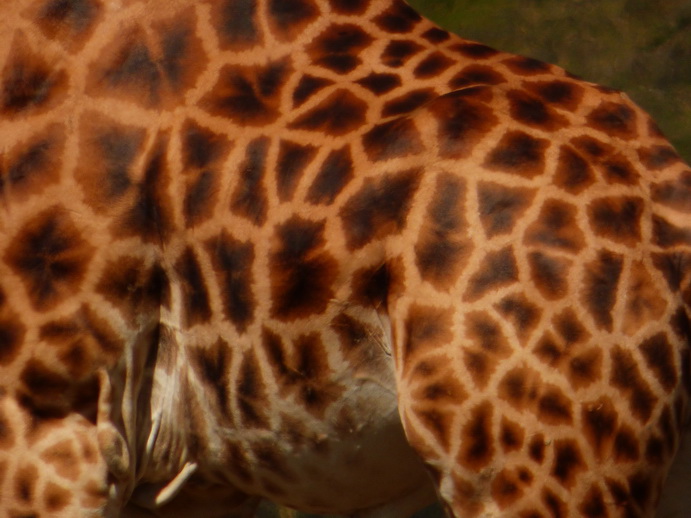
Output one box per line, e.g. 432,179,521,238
260,1,691,516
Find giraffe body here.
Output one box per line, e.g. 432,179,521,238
1,0,690,517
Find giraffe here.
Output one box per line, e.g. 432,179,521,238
0,0,690,517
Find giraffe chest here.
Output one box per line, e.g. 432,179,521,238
146,305,435,515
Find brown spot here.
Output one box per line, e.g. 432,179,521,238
568,348,603,389
551,439,586,489
453,42,499,59
34,0,102,49
174,247,212,328
381,39,424,68
524,80,584,112
414,51,455,78
622,261,667,336
587,101,637,140
404,304,454,362
579,485,608,518
202,58,291,125
588,196,644,246
204,232,256,332
416,409,453,450
293,333,344,417
307,23,371,74
0,407,15,449
502,56,552,75
40,439,80,480
554,145,596,194
492,469,524,509
210,0,262,49
582,398,617,460
340,168,421,250
528,251,571,300
529,435,546,464
458,401,494,470
428,88,499,159
463,312,511,388
525,199,585,252
288,89,367,135
639,333,677,393
651,169,691,213
269,217,337,321
1,33,67,116
464,246,518,301
267,0,320,41
415,174,472,289
494,293,541,345
362,117,424,162
639,145,683,171
306,146,354,205
485,131,549,178
356,72,401,94
0,315,26,366
6,208,94,311
15,462,38,502
292,74,333,107
1,123,65,200
500,417,525,452
652,215,691,248
537,387,572,425
582,251,623,331
477,182,536,238
610,346,656,423
449,64,506,89
44,482,71,511
382,88,436,117
373,1,422,33
350,263,390,309
276,140,317,202
237,351,269,428
507,89,568,130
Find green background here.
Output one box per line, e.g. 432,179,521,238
261,1,691,516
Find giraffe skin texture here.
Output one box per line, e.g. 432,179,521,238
0,0,690,517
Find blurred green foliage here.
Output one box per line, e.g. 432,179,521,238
260,2,690,517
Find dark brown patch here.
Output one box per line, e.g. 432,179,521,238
428,88,499,159
525,199,585,252
448,64,506,89
500,417,525,452
356,72,401,94
114,133,174,243
458,401,494,470
267,0,319,41
477,182,536,237
292,75,333,107
230,137,269,225
362,117,424,162
529,435,546,464
587,101,638,140
414,52,455,78
452,42,499,59
404,304,454,361
288,89,367,135
528,251,571,300
639,145,683,171
415,174,471,289
579,485,608,518
610,346,656,423
462,312,511,388
485,131,549,178
6,208,94,311
340,168,421,250
1,35,68,115
276,140,317,202
174,247,212,328
582,251,623,331
0,313,26,367
202,58,291,125
307,23,372,73
651,169,691,213
494,293,541,344
35,0,102,49
538,388,572,425
464,246,518,301
190,339,231,419
380,39,424,68
237,352,269,427
382,88,436,117
554,145,595,194
204,232,256,332
210,0,262,49
350,263,390,309
328,0,368,13
1,124,66,200
639,333,677,392
568,348,603,389
306,147,353,205
43,482,71,511
652,215,691,248
293,333,344,417
507,89,568,130
491,469,524,509
551,439,585,488
524,80,584,112
373,1,422,33
582,397,617,460
502,56,551,75
269,217,337,320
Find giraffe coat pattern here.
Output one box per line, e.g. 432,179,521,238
0,0,690,517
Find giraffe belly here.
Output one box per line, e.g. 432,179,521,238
219,323,437,515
